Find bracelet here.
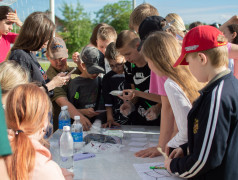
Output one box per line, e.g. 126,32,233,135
41,83,49,94
41,83,54,97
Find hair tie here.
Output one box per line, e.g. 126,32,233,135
15,130,24,135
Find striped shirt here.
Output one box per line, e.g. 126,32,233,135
170,70,238,180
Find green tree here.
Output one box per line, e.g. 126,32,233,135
59,1,92,57
94,0,132,33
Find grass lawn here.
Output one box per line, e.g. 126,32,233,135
39,61,77,71
40,61,50,71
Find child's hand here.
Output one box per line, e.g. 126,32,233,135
134,147,161,158
144,105,160,121
72,52,80,64
78,115,92,131
164,158,172,173
120,101,135,116
80,108,99,118
7,10,23,27
119,89,136,101
165,144,170,157
102,118,120,128
169,147,184,159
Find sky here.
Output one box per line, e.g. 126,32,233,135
2,0,238,25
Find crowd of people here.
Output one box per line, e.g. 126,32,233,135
0,3,238,180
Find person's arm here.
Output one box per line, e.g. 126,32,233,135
78,108,99,118
219,15,238,32
227,43,238,78
136,90,161,103
134,96,175,158
158,96,175,150
55,97,92,131
103,106,120,128
165,79,191,149
0,158,9,180
71,52,84,73
106,106,114,122
124,89,161,103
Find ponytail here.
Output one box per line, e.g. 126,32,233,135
6,131,35,180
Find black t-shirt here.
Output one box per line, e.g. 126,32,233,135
67,76,105,123
68,76,102,109
124,62,158,125
124,62,156,108
102,71,131,125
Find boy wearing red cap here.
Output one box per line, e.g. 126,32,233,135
165,25,238,179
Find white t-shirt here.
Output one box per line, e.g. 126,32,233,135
164,78,191,148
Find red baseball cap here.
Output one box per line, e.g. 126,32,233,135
173,25,228,67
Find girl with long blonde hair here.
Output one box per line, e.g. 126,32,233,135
5,84,73,180
142,31,202,154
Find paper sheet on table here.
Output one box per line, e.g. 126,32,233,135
133,162,182,180
128,142,148,147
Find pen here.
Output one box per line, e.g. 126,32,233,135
157,147,169,159
150,166,167,170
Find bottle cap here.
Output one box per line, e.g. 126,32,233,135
74,116,80,121
61,106,68,110
63,126,70,131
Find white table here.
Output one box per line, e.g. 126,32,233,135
49,125,165,180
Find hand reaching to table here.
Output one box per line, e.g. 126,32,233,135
134,147,161,158
78,114,92,131
102,118,120,128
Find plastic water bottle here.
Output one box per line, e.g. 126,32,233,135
60,126,74,172
71,116,83,153
58,106,71,131
90,119,102,133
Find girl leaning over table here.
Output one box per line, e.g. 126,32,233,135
8,12,70,95
141,31,203,154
